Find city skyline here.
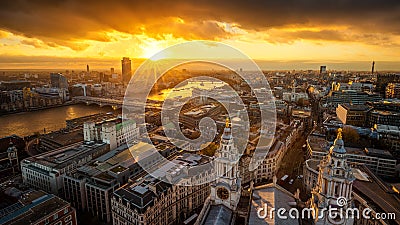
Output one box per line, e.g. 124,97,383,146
0,1,400,70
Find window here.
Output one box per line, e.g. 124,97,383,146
65,215,72,222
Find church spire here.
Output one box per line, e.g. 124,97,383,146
225,117,230,128
337,128,343,139
331,128,346,154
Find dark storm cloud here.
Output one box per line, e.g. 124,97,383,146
0,0,399,47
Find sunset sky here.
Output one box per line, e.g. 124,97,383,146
0,0,400,70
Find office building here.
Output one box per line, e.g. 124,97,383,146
305,133,397,177
83,117,139,150
367,109,400,127
121,57,132,85
50,73,68,89
21,142,110,195
111,153,211,225
323,90,381,108
386,83,400,99
336,104,371,127
0,190,77,225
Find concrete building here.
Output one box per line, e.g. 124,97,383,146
306,133,397,177
83,118,139,150
336,104,371,127
367,109,400,127
385,83,400,99
283,92,308,103
0,190,77,225
21,142,110,195
372,124,400,153
50,73,68,89
62,141,176,223
121,57,132,85
323,90,381,109
111,153,211,225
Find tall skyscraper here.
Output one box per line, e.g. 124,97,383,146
372,61,375,75
50,73,68,89
121,57,132,85
320,65,327,74
110,67,115,74
86,64,90,73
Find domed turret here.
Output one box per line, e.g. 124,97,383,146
331,128,346,154
222,117,232,140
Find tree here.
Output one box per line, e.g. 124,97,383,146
200,142,219,157
342,126,360,144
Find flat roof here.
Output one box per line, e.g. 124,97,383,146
28,142,107,169
0,191,70,225
353,167,400,224
249,184,298,225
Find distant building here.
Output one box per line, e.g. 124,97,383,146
253,120,304,184
336,104,371,127
0,80,31,91
367,109,400,127
372,124,400,152
50,73,68,89
377,73,400,95
121,57,132,85
282,92,308,103
0,190,77,225
386,83,400,99
323,90,381,108
320,65,327,74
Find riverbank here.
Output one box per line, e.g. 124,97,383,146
0,104,113,137
0,101,77,116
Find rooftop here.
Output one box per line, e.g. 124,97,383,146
353,166,400,225
203,205,233,225
0,190,70,225
26,142,108,170
249,183,298,225
114,153,210,213
340,103,371,111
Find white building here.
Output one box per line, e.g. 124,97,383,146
196,118,244,225
309,128,355,225
83,118,139,150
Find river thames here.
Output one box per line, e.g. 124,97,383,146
0,104,113,137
